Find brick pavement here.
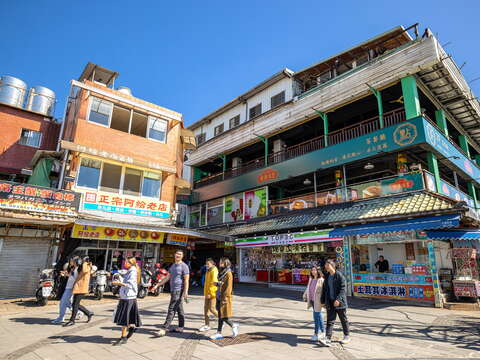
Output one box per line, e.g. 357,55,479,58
0,285,479,360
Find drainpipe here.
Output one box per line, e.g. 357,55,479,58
56,82,74,190
314,110,329,146
313,171,318,207
367,84,383,128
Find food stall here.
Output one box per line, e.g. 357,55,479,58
236,229,344,287
349,231,451,304
451,248,480,299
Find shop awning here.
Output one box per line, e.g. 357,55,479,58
75,218,232,242
175,178,192,195
330,214,460,237
426,230,480,240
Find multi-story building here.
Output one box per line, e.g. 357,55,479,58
186,25,480,306
57,63,224,270
0,75,79,298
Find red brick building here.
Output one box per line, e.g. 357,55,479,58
0,103,60,181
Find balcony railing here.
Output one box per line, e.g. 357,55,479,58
194,108,406,188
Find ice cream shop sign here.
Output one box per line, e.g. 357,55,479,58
81,191,170,218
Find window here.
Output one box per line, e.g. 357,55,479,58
229,115,240,129
100,163,122,193
110,104,131,133
19,129,42,148
148,117,167,142
318,70,332,84
196,133,206,145
123,168,142,196
142,171,161,198
89,97,112,126
214,124,224,136
249,103,262,119
130,111,148,137
77,158,101,189
271,91,285,109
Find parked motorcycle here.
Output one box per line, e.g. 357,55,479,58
111,269,127,296
93,269,109,300
137,268,152,299
149,264,168,296
35,267,58,306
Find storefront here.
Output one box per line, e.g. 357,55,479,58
331,214,461,307
236,229,344,287
426,230,480,300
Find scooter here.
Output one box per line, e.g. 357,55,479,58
35,267,58,306
111,270,127,296
137,268,152,299
93,270,109,300
149,264,168,296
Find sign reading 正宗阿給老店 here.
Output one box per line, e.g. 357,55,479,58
72,224,165,243
0,181,80,216
81,191,170,219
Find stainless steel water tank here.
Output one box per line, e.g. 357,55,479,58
26,86,55,116
0,75,27,108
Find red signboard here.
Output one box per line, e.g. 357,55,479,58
257,169,278,183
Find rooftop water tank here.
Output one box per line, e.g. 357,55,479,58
117,86,132,96
26,86,55,116
0,75,27,108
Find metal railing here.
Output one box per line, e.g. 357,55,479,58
194,108,406,188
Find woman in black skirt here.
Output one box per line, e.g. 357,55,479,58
112,255,142,345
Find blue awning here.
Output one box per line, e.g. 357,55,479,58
426,230,480,240
330,214,460,237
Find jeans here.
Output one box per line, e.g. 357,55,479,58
204,297,218,326
313,310,324,334
164,290,185,328
325,307,349,339
55,288,73,321
69,294,91,322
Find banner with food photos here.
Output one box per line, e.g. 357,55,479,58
72,224,165,243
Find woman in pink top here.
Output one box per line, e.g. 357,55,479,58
303,266,325,342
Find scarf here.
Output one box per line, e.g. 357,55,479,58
218,266,231,283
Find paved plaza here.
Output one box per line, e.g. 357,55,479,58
0,285,479,360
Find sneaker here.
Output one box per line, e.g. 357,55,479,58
157,328,167,337
172,327,184,333
319,332,326,341
210,333,224,340
232,323,239,338
198,325,210,332
340,335,351,344
51,319,63,324
310,334,318,342
114,337,128,346
319,338,332,347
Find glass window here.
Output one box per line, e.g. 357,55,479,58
142,171,161,198
123,168,142,196
196,133,206,145
229,115,240,129
100,163,122,193
131,111,148,137
19,129,42,148
89,97,112,126
77,158,101,189
249,103,262,119
214,124,224,136
148,117,167,142
270,91,285,109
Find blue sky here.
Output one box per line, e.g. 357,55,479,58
2,1,479,126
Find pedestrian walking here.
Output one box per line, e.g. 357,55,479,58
199,258,218,332
319,259,350,347
210,257,239,339
157,249,190,335
63,257,94,327
302,266,325,342
112,255,142,345
52,257,78,324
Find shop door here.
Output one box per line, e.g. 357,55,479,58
0,238,52,298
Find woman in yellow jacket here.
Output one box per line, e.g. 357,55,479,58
199,258,218,331
64,257,94,327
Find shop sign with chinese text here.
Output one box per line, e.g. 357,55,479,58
72,224,164,243
235,229,340,247
81,191,170,219
272,243,324,254
0,181,80,216
356,231,427,244
166,233,189,247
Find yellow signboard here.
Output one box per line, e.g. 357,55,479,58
166,233,189,246
72,224,165,243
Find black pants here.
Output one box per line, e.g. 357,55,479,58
216,298,233,332
164,290,185,328
325,306,349,339
69,294,91,321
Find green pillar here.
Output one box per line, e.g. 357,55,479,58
193,167,202,182
368,86,384,128
427,152,441,193
219,154,227,173
256,136,269,166
475,154,480,166
468,182,478,209
458,135,471,158
435,110,448,137
315,110,329,146
401,76,421,120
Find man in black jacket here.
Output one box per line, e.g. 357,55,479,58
319,259,350,347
